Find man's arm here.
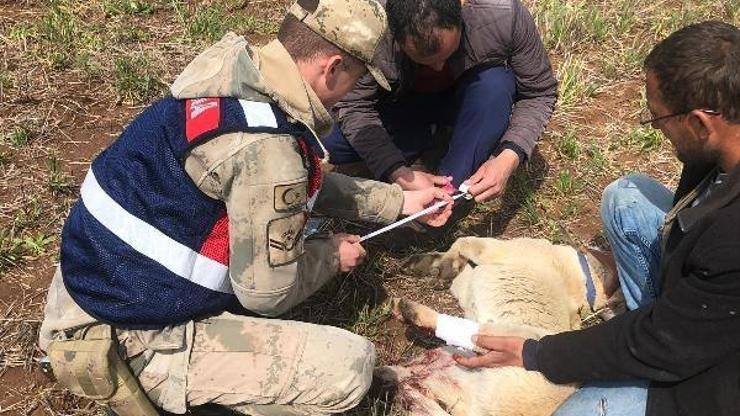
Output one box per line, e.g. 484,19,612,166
502,0,558,160
314,172,454,227
313,172,404,224
217,134,346,317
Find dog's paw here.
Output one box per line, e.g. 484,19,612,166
402,252,444,277
391,298,419,325
403,252,465,288
392,297,438,330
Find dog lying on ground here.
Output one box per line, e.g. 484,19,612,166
377,237,623,416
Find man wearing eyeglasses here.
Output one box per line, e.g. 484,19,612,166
453,21,740,416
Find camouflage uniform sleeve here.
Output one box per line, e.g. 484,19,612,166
191,132,340,317
313,172,404,225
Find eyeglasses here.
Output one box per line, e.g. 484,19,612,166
639,109,721,126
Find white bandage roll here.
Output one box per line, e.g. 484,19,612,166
435,314,481,350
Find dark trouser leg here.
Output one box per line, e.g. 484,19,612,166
324,94,446,179
437,65,517,187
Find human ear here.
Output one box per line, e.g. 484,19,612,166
688,110,716,144
323,55,343,88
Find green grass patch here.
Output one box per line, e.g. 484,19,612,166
47,155,75,195
557,128,580,160
533,0,617,51
6,22,37,43
174,2,280,43
103,0,154,16
113,55,165,104
0,197,54,271
187,6,228,43
554,170,577,195
0,150,11,167
0,230,54,271
557,55,591,110
627,126,663,151
34,1,105,69
5,126,34,147
585,144,609,173
350,302,393,341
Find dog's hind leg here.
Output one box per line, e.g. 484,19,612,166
405,388,453,416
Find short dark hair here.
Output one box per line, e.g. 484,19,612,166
387,0,462,56
278,14,362,69
644,21,739,123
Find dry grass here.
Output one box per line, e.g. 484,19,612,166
0,0,737,414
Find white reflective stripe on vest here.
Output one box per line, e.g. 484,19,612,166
239,100,278,128
80,169,233,294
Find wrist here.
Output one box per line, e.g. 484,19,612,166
389,166,411,183
496,149,520,172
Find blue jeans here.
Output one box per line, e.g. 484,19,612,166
325,65,517,187
553,174,674,416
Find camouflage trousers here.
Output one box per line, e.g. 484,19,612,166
134,312,376,416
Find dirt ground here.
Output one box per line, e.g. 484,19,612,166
0,0,737,415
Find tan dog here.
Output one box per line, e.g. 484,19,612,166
378,237,622,416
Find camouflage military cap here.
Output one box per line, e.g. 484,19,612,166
288,0,391,90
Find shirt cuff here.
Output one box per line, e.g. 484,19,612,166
496,142,527,164
522,338,540,371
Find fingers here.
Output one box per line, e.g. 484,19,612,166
453,351,504,368
432,187,454,203
430,174,453,187
356,242,367,257
465,163,487,187
345,234,361,243
473,184,504,203
424,208,452,227
452,335,525,368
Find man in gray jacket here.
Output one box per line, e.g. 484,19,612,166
327,0,557,204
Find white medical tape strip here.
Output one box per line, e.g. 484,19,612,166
435,314,481,350
239,100,278,128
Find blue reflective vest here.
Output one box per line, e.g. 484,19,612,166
61,96,321,329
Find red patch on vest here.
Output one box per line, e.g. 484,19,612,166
185,98,221,142
296,138,322,198
200,211,229,265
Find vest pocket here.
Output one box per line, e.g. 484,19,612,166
47,337,117,400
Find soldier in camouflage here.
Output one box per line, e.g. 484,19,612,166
38,0,453,414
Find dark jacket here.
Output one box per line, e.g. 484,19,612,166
533,163,740,416
332,0,558,180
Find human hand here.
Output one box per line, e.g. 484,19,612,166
452,334,526,368
402,187,454,227
464,149,520,202
390,166,452,191
333,233,366,272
